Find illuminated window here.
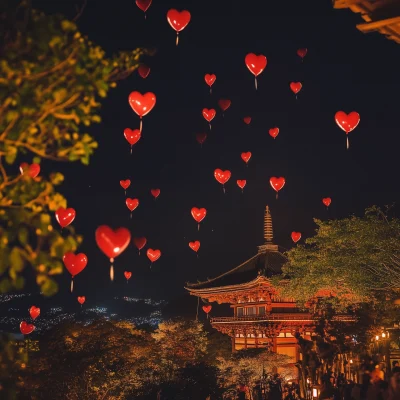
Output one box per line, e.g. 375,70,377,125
237,307,244,317
258,306,266,315
246,307,256,315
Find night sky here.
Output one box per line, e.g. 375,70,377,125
32,0,400,305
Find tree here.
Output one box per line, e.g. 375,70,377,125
276,206,400,309
24,319,157,399
0,3,146,295
152,319,208,381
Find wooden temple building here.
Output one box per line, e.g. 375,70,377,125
185,206,352,367
333,0,400,44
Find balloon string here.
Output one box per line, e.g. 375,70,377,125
346,136,349,150
110,264,114,282
209,123,211,131
130,213,132,219
255,76,258,90
210,87,212,95
130,146,132,155
138,250,141,255
124,190,126,196
198,223,200,231
176,32,179,46
70,278,74,293
197,253,199,259
295,95,298,100
140,118,143,132
241,189,243,194
223,185,225,194
144,13,147,20
276,193,278,200
150,262,153,269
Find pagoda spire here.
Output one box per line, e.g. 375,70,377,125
264,205,273,243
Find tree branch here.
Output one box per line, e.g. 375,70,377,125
73,0,87,22
4,139,68,161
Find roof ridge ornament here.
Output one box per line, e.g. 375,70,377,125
264,205,273,243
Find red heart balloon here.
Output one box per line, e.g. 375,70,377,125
269,127,279,139
237,180,247,190
95,226,131,259
136,0,152,12
55,207,76,228
133,237,146,251
167,9,191,32
204,74,216,87
243,116,252,125
20,321,35,335
120,179,131,190
334,111,360,134
191,207,207,223
124,128,141,146
241,152,252,163
19,163,40,178
218,99,231,112
214,169,231,185
124,271,132,280
138,64,150,79
290,82,302,94
77,296,86,305
128,92,156,118
202,108,216,122
147,248,161,262
151,188,160,199
322,197,332,207
63,252,88,277
270,177,286,192
291,231,302,243
245,53,267,76
126,198,139,212
297,48,308,59
202,305,212,314
196,133,207,145
29,306,40,320
189,241,200,252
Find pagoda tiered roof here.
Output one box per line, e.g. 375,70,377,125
185,206,287,293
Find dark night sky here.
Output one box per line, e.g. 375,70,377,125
32,0,400,305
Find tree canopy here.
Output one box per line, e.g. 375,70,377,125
0,3,145,295
277,207,400,309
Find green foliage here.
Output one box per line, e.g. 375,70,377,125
275,207,400,309
0,4,146,294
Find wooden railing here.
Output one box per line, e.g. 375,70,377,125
211,314,356,323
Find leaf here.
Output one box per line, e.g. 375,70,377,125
9,247,25,272
18,227,29,246
0,278,12,293
32,156,41,164
40,277,58,296
5,146,17,165
14,276,25,290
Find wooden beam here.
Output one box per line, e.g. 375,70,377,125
357,15,400,31
333,0,363,9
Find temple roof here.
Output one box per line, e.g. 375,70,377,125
186,206,287,290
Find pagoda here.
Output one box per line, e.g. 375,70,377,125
185,206,350,364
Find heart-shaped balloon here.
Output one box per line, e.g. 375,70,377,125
291,231,302,243
214,169,231,185
63,252,88,277
237,180,247,190
126,198,139,212
19,163,40,178
136,0,152,12
334,111,360,133
20,321,35,335
29,306,40,320
196,133,207,145
243,116,252,125
269,127,279,139
77,296,86,305
191,207,207,223
189,241,200,252
290,82,302,94
241,152,252,163
95,226,131,259
167,9,191,32
133,236,147,251
128,92,156,118
218,99,231,112
204,74,216,87
245,53,267,76
124,128,141,146
124,271,132,280
120,180,131,190
151,188,160,199
322,197,332,207
297,48,307,59
138,64,150,79
202,305,212,314
202,108,216,122
147,248,161,262
55,207,76,228
270,177,286,192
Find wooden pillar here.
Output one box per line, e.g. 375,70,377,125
232,330,236,352
255,330,259,348
244,330,248,349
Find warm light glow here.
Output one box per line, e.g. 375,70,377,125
376,335,380,341
350,359,353,364
382,332,386,338
313,388,318,398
